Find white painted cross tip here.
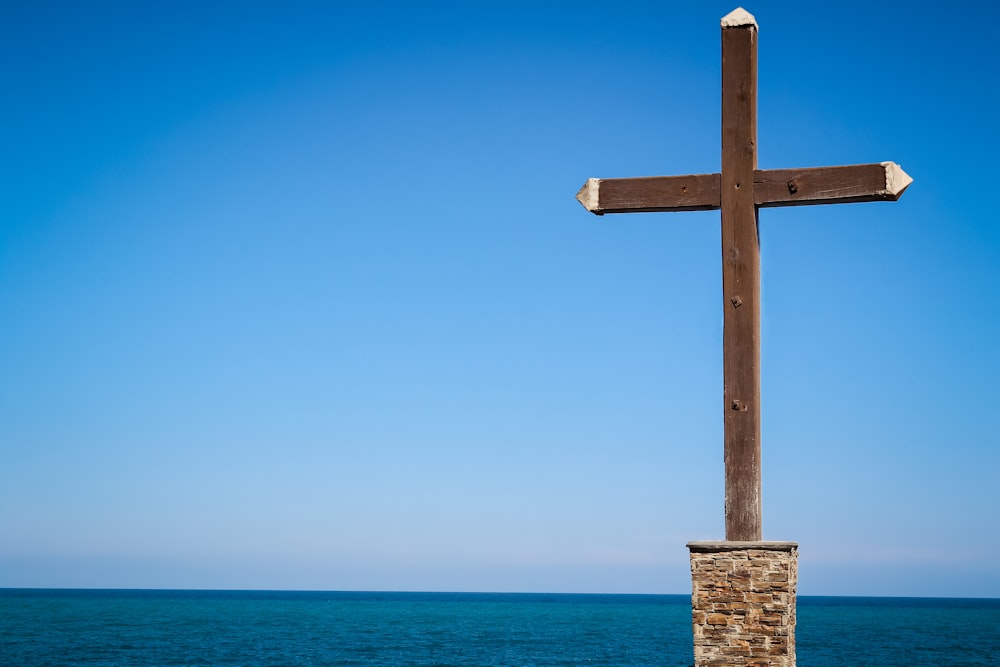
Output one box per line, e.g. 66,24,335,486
721,7,758,30
576,178,600,212
881,161,913,198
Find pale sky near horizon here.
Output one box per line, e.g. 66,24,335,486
2,1,997,597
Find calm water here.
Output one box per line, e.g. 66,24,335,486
1,589,997,666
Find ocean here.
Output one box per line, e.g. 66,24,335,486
1,589,997,666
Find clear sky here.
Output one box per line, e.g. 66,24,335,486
1,1,997,597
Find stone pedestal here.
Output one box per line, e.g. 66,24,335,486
687,541,798,667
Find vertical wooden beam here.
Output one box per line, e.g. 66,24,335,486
720,11,761,541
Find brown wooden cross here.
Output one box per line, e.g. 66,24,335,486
575,7,911,542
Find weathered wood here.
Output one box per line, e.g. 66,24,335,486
576,174,720,214
755,162,913,207
720,15,761,542
575,163,912,215
574,7,911,543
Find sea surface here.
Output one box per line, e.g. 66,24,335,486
1,589,997,666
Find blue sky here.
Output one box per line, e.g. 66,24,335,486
1,1,997,597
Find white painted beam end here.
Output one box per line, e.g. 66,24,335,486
721,7,758,30
576,178,601,213
882,161,913,198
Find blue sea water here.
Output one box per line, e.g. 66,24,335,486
1,589,997,666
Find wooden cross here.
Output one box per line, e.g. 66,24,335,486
575,7,911,542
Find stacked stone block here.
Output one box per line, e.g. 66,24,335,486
687,541,798,667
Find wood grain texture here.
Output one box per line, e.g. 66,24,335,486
582,174,720,214
755,164,903,207
576,163,908,215
721,20,761,542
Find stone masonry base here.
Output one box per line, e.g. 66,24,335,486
687,541,798,667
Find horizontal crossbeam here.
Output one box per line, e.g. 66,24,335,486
576,162,912,215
